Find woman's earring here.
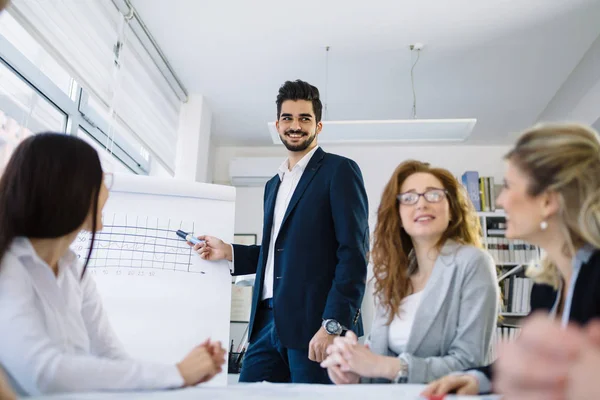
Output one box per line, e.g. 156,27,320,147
540,220,548,230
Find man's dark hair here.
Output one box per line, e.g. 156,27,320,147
276,80,323,123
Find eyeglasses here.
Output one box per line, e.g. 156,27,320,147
397,188,448,205
104,172,114,191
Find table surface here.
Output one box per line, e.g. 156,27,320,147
28,382,501,400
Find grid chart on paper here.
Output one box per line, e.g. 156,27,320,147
73,213,205,274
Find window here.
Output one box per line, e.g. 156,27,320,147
0,62,66,133
4,0,185,175
76,102,150,174
77,127,133,175
0,4,150,175
113,23,181,171
0,12,72,96
81,93,150,165
3,1,119,103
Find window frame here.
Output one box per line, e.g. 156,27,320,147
0,34,150,175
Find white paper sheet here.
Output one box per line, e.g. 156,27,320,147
230,285,252,322
71,174,236,386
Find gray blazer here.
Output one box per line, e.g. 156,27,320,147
364,240,499,384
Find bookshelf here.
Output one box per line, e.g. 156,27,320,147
461,171,538,351
477,210,541,348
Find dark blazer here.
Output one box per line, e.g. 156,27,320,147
232,147,370,349
476,249,600,385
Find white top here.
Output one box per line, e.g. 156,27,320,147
261,145,320,300
387,291,424,355
0,237,183,396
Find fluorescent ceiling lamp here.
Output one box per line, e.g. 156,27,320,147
268,118,476,144
267,44,477,144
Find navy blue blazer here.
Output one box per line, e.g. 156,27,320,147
232,147,369,349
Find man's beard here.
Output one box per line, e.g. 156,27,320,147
279,129,316,152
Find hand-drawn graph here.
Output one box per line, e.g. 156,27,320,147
73,213,205,274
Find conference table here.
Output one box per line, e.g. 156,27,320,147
29,380,501,400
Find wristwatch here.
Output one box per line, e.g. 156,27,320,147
322,319,343,335
392,358,409,384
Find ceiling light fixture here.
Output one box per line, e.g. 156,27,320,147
268,43,476,144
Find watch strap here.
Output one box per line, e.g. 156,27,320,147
392,358,409,384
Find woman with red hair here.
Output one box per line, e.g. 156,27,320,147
321,160,499,385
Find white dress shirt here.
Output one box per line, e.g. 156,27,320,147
260,145,319,300
387,291,424,355
0,237,183,396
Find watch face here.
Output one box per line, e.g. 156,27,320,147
326,320,339,333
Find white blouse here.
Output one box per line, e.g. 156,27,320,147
387,291,424,355
0,237,183,396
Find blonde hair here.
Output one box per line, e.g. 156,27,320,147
505,123,600,288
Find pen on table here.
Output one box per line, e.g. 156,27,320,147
175,230,204,245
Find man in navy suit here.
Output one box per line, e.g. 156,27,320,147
194,80,369,383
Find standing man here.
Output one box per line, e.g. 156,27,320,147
193,80,369,383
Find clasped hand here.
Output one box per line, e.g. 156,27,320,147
320,331,389,384
177,339,226,387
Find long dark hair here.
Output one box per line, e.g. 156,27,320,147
0,132,103,277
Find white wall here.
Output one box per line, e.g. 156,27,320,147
214,143,512,339
174,94,213,182
149,156,172,177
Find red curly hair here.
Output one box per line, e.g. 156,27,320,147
371,160,482,323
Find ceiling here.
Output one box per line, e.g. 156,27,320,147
130,0,600,146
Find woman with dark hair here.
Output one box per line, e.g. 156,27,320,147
0,133,225,396
320,160,499,384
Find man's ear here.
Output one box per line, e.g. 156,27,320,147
316,121,323,135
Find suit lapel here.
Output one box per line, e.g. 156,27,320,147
259,177,281,274
251,177,281,307
407,240,459,351
279,148,324,230
262,177,280,243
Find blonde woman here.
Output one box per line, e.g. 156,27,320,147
423,123,600,398
321,161,499,384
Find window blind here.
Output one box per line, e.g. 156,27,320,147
7,0,119,105
113,23,181,170
7,0,182,173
